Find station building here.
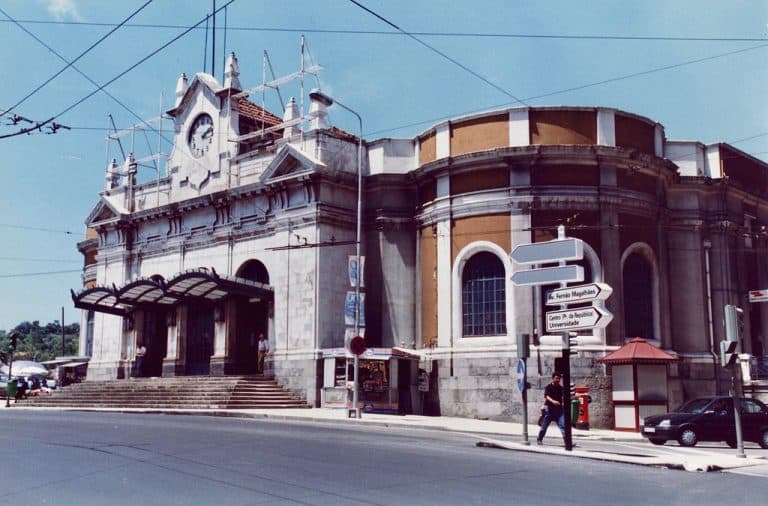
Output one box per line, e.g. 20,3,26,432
74,53,768,427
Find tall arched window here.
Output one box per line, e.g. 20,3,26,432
623,252,654,339
462,252,506,336
237,259,270,284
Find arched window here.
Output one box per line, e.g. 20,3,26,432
623,252,654,339
237,259,270,284
462,252,506,336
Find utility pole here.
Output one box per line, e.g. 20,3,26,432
723,304,746,458
61,306,66,356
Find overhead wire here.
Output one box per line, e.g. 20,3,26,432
0,223,81,236
0,0,236,144
0,270,82,279
0,1,154,119
0,18,766,43
348,0,528,106
0,256,81,263
366,41,768,137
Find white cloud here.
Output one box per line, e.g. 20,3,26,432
39,0,83,21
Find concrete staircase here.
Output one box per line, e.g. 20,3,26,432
19,375,311,410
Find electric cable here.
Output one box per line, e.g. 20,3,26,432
1,18,765,43
0,0,236,141
348,0,527,106
0,223,81,235
0,1,154,119
0,270,82,278
366,41,768,137
0,256,81,263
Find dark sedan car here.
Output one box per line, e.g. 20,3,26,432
641,396,768,448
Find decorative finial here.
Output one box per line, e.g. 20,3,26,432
224,52,241,91
175,73,188,106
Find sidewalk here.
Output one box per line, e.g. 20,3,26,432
7,404,766,472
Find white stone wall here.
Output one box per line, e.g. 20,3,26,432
666,141,705,176
367,139,415,175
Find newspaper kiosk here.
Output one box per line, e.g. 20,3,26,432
321,347,420,414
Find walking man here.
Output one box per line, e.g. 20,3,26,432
537,372,566,446
257,333,269,374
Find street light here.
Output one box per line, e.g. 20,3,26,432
309,88,363,419
5,331,19,408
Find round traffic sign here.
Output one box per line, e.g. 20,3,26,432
348,335,367,356
516,359,526,392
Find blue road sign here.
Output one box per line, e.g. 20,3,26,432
516,359,526,392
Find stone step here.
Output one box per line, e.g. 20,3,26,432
24,395,301,404
20,403,310,409
18,376,309,410
21,399,305,407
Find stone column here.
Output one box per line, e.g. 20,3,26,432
599,166,624,346
163,306,185,377
209,301,234,376
510,205,533,338
656,212,673,349
435,175,452,348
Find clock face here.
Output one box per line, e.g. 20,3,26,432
188,113,214,158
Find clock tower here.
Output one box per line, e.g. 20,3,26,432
164,53,245,196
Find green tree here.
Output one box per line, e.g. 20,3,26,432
0,320,79,363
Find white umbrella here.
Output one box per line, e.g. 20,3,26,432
0,360,48,377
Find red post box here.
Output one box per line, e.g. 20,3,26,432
574,385,591,430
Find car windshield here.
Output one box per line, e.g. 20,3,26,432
675,398,715,414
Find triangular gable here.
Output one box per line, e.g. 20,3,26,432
166,73,223,117
85,197,124,227
261,144,326,184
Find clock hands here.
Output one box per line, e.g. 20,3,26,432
188,115,214,157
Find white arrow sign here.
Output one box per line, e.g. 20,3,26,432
545,283,613,306
510,238,583,265
511,265,584,287
545,306,613,332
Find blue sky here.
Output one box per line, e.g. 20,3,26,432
0,0,766,332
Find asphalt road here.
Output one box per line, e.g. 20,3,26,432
1,411,767,505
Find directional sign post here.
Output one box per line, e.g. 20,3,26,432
748,290,768,303
545,283,613,306
511,265,584,287
510,238,583,265
509,226,591,452
545,306,614,333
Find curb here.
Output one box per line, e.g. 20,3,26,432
475,438,761,473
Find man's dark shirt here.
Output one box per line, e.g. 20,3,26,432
544,382,564,413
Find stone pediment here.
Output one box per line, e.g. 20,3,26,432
166,73,223,118
261,144,325,184
86,197,125,227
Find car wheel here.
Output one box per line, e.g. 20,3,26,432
648,438,666,446
726,437,737,449
678,427,698,447
759,429,768,449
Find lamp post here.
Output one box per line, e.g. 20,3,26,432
309,89,363,419
5,331,18,408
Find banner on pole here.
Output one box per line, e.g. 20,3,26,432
348,256,365,288
344,292,366,326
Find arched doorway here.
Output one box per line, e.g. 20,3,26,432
141,308,168,377
234,260,270,374
144,275,169,377
186,300,215,375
